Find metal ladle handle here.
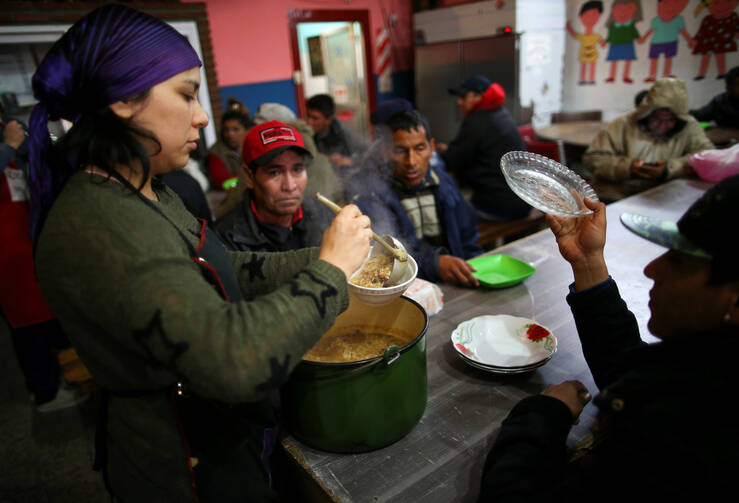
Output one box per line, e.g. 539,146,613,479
315,192,408,262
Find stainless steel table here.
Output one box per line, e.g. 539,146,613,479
282,179,714,502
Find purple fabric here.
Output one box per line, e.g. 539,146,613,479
28,4,201,241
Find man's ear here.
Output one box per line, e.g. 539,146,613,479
243,165,256,190
429,138,436,151
109,100,136,120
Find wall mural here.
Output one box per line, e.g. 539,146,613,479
692,0,739,79
566,0,738,85
566,1,606,85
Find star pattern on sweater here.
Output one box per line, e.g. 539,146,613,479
289,270,337,318
242,255,266,281
131,309,189,378
256,355,291,392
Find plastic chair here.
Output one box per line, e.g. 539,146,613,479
518,124,565,164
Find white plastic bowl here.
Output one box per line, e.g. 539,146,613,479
347,249,418,306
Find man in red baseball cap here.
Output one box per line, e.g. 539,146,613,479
214,120,334,252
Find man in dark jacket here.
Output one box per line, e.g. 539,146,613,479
215,120,333,252
440,75,530,220
479,176,739,501
353,110,482,287
691,65,739,130
306,93,368,169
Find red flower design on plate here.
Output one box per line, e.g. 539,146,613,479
455,343,474,357
525,323,550,342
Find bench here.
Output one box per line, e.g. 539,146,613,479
476,215,547,250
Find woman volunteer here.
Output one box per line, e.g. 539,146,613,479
27,5,371,502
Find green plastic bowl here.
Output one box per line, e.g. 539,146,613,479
467,254,536,288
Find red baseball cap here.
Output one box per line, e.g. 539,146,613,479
242,120,312,167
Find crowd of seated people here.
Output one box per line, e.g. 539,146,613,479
200,73,720,286
7,6,732,501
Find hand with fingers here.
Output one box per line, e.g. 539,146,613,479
2,120,25,150
439,254,479,288
546,195,609,291
318,204,373,279
541,380,592,424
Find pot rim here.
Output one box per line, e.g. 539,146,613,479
300,296,429,368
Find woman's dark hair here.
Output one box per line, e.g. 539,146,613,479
50,92,160,196
27,4,202,243
221,97,253,131
221,110,254,130
579,0,603,15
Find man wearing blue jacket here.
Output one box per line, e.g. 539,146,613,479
354,110,482,287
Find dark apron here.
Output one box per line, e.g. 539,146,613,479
95,191,280,503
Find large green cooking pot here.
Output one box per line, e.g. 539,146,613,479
281,294,428,453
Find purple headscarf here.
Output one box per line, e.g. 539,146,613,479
28,4,202,241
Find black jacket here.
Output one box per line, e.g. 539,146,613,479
213,192,332,253
442,107,528,219
479,279,739,502
691,92,739,130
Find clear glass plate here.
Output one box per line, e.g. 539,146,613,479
501,151,599,217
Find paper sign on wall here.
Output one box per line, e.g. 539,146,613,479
525,34,552,67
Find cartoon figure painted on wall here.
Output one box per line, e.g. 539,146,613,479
638,0,694,83
691,0,739,80
604,0,643,84
566,1,606,85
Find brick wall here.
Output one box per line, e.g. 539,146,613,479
0,1,223,127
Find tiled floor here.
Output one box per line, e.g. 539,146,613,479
0,317,108,502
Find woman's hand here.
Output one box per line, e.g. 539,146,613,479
546,196,609,290
318,204,372,279
2,120,25,150
541,380,592,423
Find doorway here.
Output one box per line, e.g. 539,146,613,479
288,10,375,142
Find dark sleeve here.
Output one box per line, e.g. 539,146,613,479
441,116,478,173
162,171,213,222
566,278,644,389
0,144,15,172
690,98,718,123
457,194,483,259
479,395,574,502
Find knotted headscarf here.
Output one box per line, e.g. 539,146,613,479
28,4,202,241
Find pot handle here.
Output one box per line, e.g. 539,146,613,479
381,345,401,367
301,345,402,381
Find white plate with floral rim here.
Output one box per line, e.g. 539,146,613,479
451,315,557,369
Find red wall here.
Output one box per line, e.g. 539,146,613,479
184,0,414,88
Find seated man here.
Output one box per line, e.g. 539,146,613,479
353,110,482,287
438,74,530,221
306,93,368,171
346,98,415,200
480,175,739,501
214,120,333,252
214,102,345,221
691,65,739,129
583,77,713,201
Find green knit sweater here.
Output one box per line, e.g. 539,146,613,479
35,171,348,501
